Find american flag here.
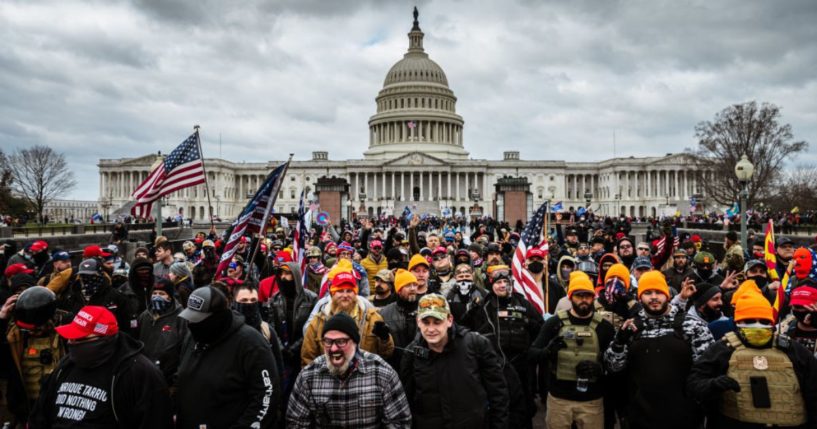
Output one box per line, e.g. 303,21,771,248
215,161,288,280
131,132,206,218
512,201,550,315
293,190,309,277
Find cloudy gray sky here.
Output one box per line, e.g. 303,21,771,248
2,0,815,200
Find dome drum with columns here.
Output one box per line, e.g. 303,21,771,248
97,9,705,224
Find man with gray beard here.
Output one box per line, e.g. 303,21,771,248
286,313,412,428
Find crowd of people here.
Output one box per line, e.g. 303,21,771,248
0,210,815,429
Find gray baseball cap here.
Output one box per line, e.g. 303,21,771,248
179,287,229,323
77,259,101,276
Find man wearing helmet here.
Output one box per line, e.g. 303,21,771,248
0,286,65,425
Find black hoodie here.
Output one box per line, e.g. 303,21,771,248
176,312,280,429
29,333,174,429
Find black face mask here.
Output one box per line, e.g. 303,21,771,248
278,278,295,296
233,302,262,328
749,276,768,289
188,310,233,344
697,268,713,279
69,335,118,369
527,261,545,274
793,311,817,327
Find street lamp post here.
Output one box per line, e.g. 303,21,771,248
734,154,755,251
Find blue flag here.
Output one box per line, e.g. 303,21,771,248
550,201,563,212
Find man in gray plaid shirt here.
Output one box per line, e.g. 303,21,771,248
286,312,412,428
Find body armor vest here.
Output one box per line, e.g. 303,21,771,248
720,332,806,426
496,302,530,354
555,310,602,382
21,334,62,399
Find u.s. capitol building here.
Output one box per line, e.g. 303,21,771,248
98,10,706,224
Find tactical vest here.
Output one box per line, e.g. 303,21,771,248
720,332,806,426
21,334,62,399
496,302,530,354
555,310,602,382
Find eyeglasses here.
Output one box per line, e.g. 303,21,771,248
619,244,632,249
637,247,650,251
432,255,447,261
321,337,351,348
371,246,382,250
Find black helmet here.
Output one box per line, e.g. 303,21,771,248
13,286,57,328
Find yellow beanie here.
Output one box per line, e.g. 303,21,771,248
408,254,429,271
394,269,417,293
734,289,774,323
605,263,631,290
567,272,595,298
637,271,669,299
327,259,353,281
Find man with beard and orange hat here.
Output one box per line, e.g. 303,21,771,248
530,272,615,429
688,288,817,428
301,272,393,367
604,271,701,429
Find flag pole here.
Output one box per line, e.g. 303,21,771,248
245,154,294,281
544,199,550,314
194,125,216,230
155,152,165,237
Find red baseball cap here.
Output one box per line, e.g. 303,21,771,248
4,263,34,278
432,246,447,256
526,248,546,260
332,272,357,289
82,245,104,259
275,250,293,263
55,306,119,340
790,286,817,307
30,240,48,253
369,240,383,249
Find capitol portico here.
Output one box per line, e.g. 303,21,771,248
98,9,706,224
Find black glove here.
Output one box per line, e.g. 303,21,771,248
372,321,391,340
614,325,635,345
544,336,567,359
575,360,603,379
712,375,741,392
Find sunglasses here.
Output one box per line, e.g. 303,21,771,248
619,244,633,249
432,255,447,261
321,337,351,348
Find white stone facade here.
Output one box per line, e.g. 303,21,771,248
97,10,706,222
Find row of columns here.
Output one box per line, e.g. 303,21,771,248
596,169,703,201
348,171,489,202
370,121,462,146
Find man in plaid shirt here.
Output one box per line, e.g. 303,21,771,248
286,312,411,428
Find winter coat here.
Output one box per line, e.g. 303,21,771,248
400,325,509,429
176,313,279,429
360,254,388,294
270,262,318,366
137,303,187,385
300,299,394,367
379,299,418,368
29,333,174,429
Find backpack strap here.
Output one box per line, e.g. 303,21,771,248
722,331,743,350
557,310,570,325
589,311,603,330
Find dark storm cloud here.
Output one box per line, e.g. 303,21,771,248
0,0,815,199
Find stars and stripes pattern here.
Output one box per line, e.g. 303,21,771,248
215,161,288,280
131,132,206,218
293,190,309,278
512,201,550,315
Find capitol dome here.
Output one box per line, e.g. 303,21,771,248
364,8,469,161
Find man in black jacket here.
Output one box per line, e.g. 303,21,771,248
400,293,509,429
270,262,317,401
176,286,279,429
64,258,138,338
380,269,419,370
137,278,187,386
29,305,173,428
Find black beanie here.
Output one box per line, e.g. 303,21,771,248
693,282,721,307
10,274,36,293
322,313,360,344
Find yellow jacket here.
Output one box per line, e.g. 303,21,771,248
359,255,388,295
300,298,394,367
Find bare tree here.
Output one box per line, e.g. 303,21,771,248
765,164,817,212
686,101,808,207
8,145,76,223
